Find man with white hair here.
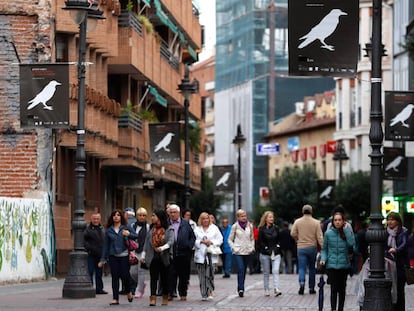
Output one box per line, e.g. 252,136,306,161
167,204,196,301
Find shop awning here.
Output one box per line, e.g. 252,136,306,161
148,85,167,108
154,0,178,34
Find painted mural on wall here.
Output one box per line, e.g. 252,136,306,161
0,195,53,283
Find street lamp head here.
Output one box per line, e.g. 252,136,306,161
333,142,349,161
232,124,246,147
177,65,198,101
63,0,104,25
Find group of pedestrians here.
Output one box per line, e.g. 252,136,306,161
83,202,413,311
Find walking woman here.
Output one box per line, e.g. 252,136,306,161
141,209,174,306
320,212,355,311
194,212,223,301
385,212,408,311
257,211,282,297
98,209,138,305
228,209,255,297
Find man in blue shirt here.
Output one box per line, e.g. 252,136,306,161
220,218,233,278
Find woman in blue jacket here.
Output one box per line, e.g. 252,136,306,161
320,212,355,311
99,209,138,305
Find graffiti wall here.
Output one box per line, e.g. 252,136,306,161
0,195,53,283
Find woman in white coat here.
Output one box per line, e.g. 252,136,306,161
194,212,223,301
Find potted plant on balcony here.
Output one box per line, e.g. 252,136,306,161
136,15,153,34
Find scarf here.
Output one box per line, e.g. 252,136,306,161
387,226,398,249
238,220,247,230
152,225,166,249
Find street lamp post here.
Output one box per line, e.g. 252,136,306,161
332,142,349,180
177,64,198,211
232,124,246,214
61,0,104,299
362,0,393,310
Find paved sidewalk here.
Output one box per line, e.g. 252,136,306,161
1,272,413,310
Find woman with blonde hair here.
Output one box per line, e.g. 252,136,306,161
257,211,282,297
228,209,255,297
193,212,223,300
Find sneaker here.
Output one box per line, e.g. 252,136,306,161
274,289,282,297
264,289,270,296
223,274,230,278
309,288,316,295
298,286,304,295
238,290,244,297
201,297,208,301
96,290,108,295
135,291,143,298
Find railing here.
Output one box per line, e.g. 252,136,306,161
160,38,179,70
118,111,143,132
118,9,143,35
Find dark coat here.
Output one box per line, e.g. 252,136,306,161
172,218,195,257
84,223,105,257
258,224,280,255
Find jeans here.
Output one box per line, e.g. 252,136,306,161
222,252,233,276
234,254,249,291
259,253,281,290
297,246,317,289
108,255,130,300
87,254,103,292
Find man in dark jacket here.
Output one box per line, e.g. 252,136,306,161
84,212,107,294
167,204,196,301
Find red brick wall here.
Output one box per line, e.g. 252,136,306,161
0,133,38,197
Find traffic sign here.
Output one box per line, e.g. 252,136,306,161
256,143,280,155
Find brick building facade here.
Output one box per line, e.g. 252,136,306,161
0,0,203,274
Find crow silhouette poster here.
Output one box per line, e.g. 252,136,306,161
383,147,407,180
213,165,235,192
149,122,181,163
20,64,69,128
289,0,358,77
385,91,414,141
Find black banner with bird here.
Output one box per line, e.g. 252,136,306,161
288,0,359,77
20,64,69,128
149,122,181,163
385,91,414,141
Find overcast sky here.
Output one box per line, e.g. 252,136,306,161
198,0,216,61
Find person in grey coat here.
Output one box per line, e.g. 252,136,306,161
141,209,174,307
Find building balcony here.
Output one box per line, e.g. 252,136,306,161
59,84,120,159
108,10,184,104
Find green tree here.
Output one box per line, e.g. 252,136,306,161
334,170,371,222
269,164,319,222
190,169,224,221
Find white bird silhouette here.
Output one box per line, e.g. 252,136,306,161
216,172,231,187
154,132,175,152
298,9,347,51
319,185,333,199
385,156,404,172
27,80,62,110
390,104,414,128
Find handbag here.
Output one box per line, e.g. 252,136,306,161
129,251,139,265
405,266,414,285
207,244,222,255
125,239,138,251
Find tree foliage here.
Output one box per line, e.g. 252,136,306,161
269,164,319,222
334,170,371,222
